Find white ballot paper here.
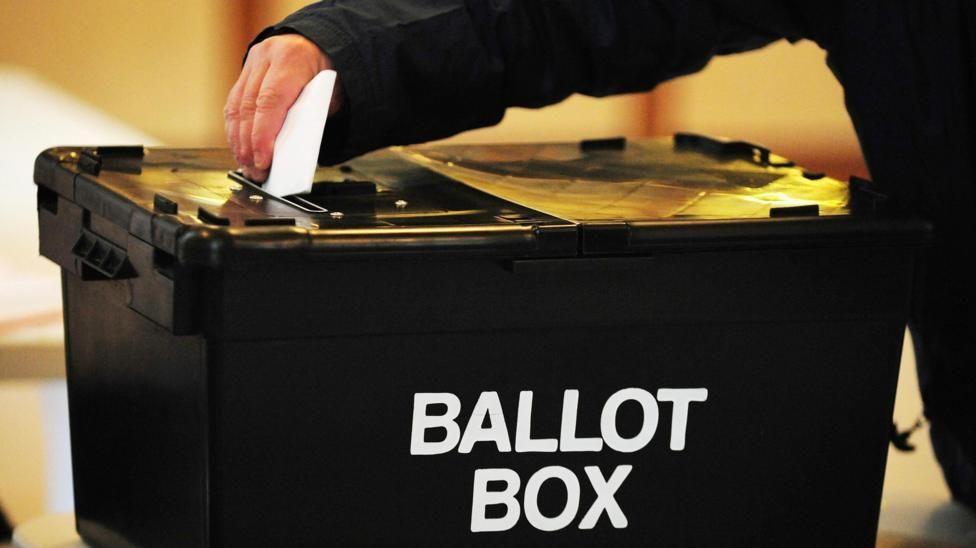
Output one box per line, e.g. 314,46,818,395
262,70,337,197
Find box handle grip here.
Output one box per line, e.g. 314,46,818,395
71,229,132,279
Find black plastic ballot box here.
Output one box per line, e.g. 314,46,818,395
34,135,928,546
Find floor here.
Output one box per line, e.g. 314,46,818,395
876,334,976,546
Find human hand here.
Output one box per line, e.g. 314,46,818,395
224,34,342,182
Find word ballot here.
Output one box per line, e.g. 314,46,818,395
410,387,709,532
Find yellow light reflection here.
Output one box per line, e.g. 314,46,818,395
399,141,849,222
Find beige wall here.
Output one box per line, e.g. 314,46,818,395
452,39,865,178
244,0,314,37
0,1,651,149
657,40,867,178
0,0,241,145
0,2,864,179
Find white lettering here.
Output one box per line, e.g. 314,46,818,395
600,388,659,453
471,468,521,532
559,390,603,452
459,391,512,453
515,391,558,453
523,466,581,531
410,393,462,455
578,465,632,529
656,388,708,451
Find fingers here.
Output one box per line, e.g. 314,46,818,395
224,34,334,182
223,64,250,162
251,68,308,175
244,165,268,183
236,59,270,171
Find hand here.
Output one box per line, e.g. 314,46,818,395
224,34,342,182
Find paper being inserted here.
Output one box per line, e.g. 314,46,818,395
261,70,337,197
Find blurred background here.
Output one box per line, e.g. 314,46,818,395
1,1,971,545
0,0,869,174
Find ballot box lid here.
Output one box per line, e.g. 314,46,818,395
34,135,929,269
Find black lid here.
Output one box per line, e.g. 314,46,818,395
33,137,930,268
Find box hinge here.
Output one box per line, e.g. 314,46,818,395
580,222,632,255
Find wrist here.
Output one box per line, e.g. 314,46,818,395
291,34,331,73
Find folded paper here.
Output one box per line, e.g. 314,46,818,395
262,70,337,198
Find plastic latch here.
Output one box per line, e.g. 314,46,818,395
71,229,131,279
77,146,145,176
849,176,888,215
154,194,178,214
497,213,542,225
96,145,145,158
769,204,820,218
78,150,102,175
673,132,795,168
580,137,626,151
580,222,631,254
197,207,230,226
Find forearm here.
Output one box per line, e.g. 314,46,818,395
255,0,784,163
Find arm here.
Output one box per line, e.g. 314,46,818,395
227,0,786,178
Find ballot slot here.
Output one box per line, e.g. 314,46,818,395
228,167,513,228
298,179,380,217
227,170,328,213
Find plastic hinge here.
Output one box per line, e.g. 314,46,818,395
71,229,131,279
674,132,795,168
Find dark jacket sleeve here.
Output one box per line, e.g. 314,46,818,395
251,0,787,164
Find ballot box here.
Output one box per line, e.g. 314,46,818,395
34,135,928,546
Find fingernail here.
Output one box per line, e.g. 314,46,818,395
254,153,267,170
